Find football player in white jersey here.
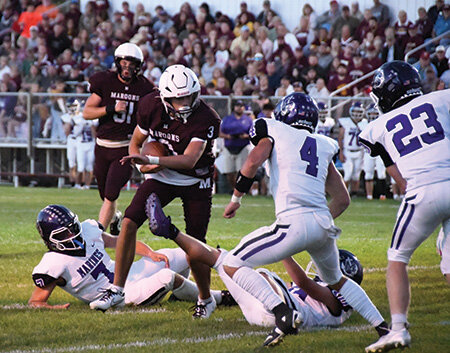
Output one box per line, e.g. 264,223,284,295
436,228,450,285
338,101,366,196
62,99,83,189
76,102,97,190
359,61,450,353
29,205,235,309
315,102,336,138
146,198,365,330
146,93,387,347
359,103,387,200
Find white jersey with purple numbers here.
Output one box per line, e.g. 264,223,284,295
288,283,352,327
33,220,115,303
258,118,339,217
316,117,335,137
359,90,450,192
32,220,189,304
339,117,365,152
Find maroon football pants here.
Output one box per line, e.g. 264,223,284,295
124,178,212,242
94,144,133,201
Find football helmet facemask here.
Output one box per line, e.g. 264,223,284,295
66,98,81,114
366,103,379,121
114,42,144,82
349,101,365,122
317,102,328,122
306,249,364,285
158,65,201,123
272,92,319,132
370,60,422,113
36,205,84,253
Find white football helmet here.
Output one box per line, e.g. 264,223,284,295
158,65,201,123
114,42,144,81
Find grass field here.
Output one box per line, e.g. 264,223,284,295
0,186,448,353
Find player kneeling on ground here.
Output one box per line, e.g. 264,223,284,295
29,205,235,309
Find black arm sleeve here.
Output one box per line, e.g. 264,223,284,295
32,273,58,288
250,118,273,146
359,137,394,167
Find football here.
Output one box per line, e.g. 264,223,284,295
139,141,168,173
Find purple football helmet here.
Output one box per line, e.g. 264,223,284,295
273,92,319,132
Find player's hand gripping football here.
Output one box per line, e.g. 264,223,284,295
120,154,152,165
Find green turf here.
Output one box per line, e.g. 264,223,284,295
0,186,448,352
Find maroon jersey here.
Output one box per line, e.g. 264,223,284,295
88,70,155,141
137,91,220,179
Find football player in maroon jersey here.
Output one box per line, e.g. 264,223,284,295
90,65,221,319
82,43,155,233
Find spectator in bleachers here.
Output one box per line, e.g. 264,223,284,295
256,0,275,27
293,46,308,69
79,1,97,33
201,49,221,84
153,10,173,35
35,0,58,19
317,41,333,71
432,45,449,77
273,24,299,53
205,81,220,96
215,76,231,96
421,66,440,93
256,74,272,96
7,91,27,139
274,75,293,96
394,10,413,49
301,3,317,31
354,9,372,41
21,64,43,91
348,51,371,90
338,24,354,48
308,77,329,101
230,25,252,59
403,24,424,63
218,18,235,42
302,53,326,80
0,56,11,81
416,7,433,39
66,0,82,29
0,6,17,41
234,10,254,37
293,17,315,53
267,15,282,41
242,61,259,95
120,1,134,24
0,80,17,137
16,2,42,39
316,0,341,32
413,51,438,80
256,26,273,61
370,0,391,28
427,0,445,25
330,5,360,40
327,61,351,95
351,2,364,22
365,44,382,69
433,4,450,46
329,37,341,58
231,77,245,96
381,30,404,63
97,45,113,69
47,23,71,58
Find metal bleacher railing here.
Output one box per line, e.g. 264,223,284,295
0,93,363,188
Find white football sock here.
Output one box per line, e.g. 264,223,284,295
339,278,384,327
232,266,283,312
171,278,199,301
391,313,408,331
111,285,124,293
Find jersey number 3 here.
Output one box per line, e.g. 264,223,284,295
300,136,319,177
387,103,444,157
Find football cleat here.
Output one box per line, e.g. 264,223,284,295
220,290,237,306
145,193,179,240
263,308,303,346
89,287,125,312
109,210,123,236
192,298,217,319
365,328,411,353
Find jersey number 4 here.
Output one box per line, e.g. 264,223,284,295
387,103,444,157
300,136,319,177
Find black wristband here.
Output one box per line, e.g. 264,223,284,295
235,171,254,194
106,104,116,114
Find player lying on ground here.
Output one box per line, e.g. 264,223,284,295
29,205,235,309
146,193,381,342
